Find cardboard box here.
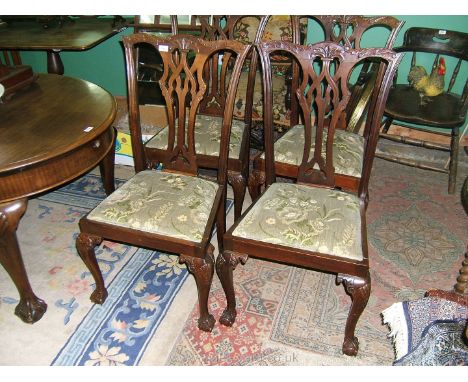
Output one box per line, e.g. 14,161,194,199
113,97,168,166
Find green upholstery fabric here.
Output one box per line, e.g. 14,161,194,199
233,15,295,46
145,114,245,159
232,183,363,260
232,70,290,127
87,170,219,243
261,125,365,178
230,16,307,128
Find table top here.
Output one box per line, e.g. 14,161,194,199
0,17,124,51
0,74,116,173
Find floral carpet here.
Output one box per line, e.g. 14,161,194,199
0,169,221,365
1,159,466,365
166,158,468,365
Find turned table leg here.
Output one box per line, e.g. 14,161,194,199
47,49,64,75
454,249,468,294
0,199,47,323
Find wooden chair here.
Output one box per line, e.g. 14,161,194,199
131,15,209,104
1,50,22,66
217,40,402,355
249,15,404,199
380,27,468,194
75,34,251,332
128,16,266,221
227,16,301,132
0,50,38,100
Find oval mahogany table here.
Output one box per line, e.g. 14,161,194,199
0,74,116,323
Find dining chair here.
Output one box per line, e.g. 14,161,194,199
249,15,404,199
217,40,402,355
0,50,38,100
224,16,304,132
129,16,267,221
131,15,207,104
75,34,251,332
1,50,22,66
379,27,468,194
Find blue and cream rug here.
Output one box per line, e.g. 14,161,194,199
0,168,230,365
1,159,467,366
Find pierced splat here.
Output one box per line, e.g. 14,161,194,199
198,16,267,118
156,43,207,174
257,40,400,193
286,45,353,186
198,51,233,116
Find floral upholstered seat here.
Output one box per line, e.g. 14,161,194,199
145,114,246,159
232,65,291,127
87,170,218,243
260,125,365,178
232,183,363,260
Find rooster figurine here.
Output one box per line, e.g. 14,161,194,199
408,57,446,104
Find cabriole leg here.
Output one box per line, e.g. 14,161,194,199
336,272,371,356
216,250,248,326
0,199,47,323
228,170,247,221
248,169,265,201
180,246,216,332
76,232,108,304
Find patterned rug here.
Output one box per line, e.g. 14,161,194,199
166,158,468,365
0,169,230,365
1,159,467,365
382,295,468,365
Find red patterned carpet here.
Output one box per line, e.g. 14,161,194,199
166,158,468,365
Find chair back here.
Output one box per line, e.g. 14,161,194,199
396,27,468,115
196,16,268,127
123,34,250,180
195,16,267,118
197,15,268,43
1,50,22,66
399,27,468,59
288,16,404,130
293,15,404,48
257,41,402,198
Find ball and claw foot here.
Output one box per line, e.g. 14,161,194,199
219,308,237,327
342,336,359,356
15,297,47,324
198,313,216,332
90,288,108,305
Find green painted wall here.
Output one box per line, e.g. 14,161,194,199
19,15,468,97
20,27,133,95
